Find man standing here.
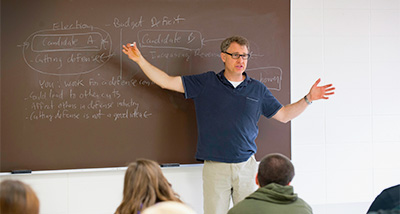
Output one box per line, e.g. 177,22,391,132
227,153,313,214
122,35,334,214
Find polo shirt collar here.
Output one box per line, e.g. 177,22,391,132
217,70,250,88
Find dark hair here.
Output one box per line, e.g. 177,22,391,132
115,159,181,214
0,179,40,214
257,153,295,187
220,35,250,52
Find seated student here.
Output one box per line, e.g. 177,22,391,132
115,159,182,214
0,179,40,214
228,153,312,214
367,184,400,214
142,201,197,214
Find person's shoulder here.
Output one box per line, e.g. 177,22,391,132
183,71,216,78
205,71,218,77
382,184,400,193
246,78,272,97
228,198,261,214
295,197,313,214
200,71,217,75
227,199,247,214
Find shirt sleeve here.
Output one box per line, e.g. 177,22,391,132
181,71,213,99
261,88,283,118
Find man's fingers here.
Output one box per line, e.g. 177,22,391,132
313,78,321,87
122,45,130,52
325,87,335,92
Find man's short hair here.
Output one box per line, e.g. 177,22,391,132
257,153,295,187
220,35,250,52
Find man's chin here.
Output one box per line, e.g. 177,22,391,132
236,68,245,73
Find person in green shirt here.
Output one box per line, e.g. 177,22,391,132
228,153,313,214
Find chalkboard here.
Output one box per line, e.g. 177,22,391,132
1,0,290,172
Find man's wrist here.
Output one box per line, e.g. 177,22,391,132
304,94,312,105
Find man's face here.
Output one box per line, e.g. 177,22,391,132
221,42,249,77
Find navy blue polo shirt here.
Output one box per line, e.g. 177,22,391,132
182,70,282,163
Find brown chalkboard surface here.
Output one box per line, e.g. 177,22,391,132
1,0,290,172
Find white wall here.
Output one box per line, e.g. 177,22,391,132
290,0,400,213
1,0,399,213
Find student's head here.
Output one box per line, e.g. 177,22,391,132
0,179,40,214
115,159,181,214
142,201,197,214
257,153,295,187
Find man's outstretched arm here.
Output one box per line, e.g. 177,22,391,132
272,78,335,123
122,42,184,93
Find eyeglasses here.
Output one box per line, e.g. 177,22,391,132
222,51,251,60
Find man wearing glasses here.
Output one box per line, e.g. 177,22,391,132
123,35,334,214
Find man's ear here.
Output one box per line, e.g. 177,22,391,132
255,173,259,186
221,52,226,63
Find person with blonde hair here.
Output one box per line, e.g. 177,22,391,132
0,179,40,214
115,159,182,214
142,201,197,214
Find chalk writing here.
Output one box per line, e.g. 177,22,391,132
52,20,94,31
150,15,185,28
110,15,184,29
112,108,152,121
25,77,153,122
194,50,220,58
32,33,102,52
21,21,112,76
138,30,203,50
149,50,191,61
247,67,283,91
113,16,144,30
39,80,55,89
63,80,84,87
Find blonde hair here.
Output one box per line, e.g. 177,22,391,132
115,159,181,214
142,201,197,214
0,179,40,214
